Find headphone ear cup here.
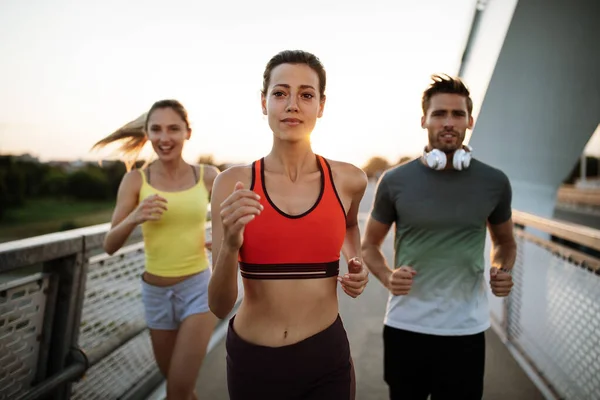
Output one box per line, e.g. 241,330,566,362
427,149,446,170
462,151,472,169
423,148,434,169
453,149,465,170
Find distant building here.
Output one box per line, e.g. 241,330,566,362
47,159,87,173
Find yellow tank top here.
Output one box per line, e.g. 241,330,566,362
138,165,209,277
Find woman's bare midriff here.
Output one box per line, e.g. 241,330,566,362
142,271,200,287
233,276,340,347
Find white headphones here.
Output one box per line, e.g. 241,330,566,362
423,145,473,171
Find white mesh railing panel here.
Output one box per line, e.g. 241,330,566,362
72,224,212,399
0,274,49,400
78,243,146,353
71,242,148,399
71,330,156,400
494,230,600,400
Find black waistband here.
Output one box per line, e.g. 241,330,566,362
239,260,339,280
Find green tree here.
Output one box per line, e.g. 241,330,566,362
66,167,111,200
0,156,27,212
197,154,216,166
40,168,69,197
362,156,391,179
100,161,127,196
20,161,49,197
396,156,414,166
198,154,229,172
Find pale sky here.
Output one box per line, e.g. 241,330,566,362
0,0,480,167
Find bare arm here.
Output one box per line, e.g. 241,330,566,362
103,170,167,255
488,219,517,271
201,164,220,250
488,218,517,297
341,168,368,263
103,171,141,255
342,223,361,264
208,168,261,319
201,164,220,196
327,162,368,298
487,174,515,272
361,217,394,285
208,173,240,319
362,216,416,295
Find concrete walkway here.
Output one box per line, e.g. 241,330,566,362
195,303,544,400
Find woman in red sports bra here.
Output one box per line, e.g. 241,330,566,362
208,50,369,400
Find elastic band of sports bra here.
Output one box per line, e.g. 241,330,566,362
239,260,340,280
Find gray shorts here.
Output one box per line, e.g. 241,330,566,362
141,269,211,330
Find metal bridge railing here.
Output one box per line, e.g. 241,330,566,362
487,210,600,400
0,221,219,400
70,241,155,400
3,206,599,400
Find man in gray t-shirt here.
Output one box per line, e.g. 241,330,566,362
362,74,516,400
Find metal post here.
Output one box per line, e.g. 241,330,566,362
34,273,59,385
15,348,88,400
457,0,489,77
580,154,587,186
41,250,86,400
506,233,525,344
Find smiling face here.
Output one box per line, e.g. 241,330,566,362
261,63,325,143
421,93,473,153
146,106,191,161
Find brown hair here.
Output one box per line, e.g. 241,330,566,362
92,99,190,171
422,74,473,116
261,50,326,99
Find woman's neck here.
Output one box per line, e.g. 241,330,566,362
266,140,316,182
152,158,188,179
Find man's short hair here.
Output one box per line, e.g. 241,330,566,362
422,74,473,116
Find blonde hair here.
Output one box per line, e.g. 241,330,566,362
92,100,191,171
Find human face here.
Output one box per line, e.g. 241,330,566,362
421,93,473,153
146,107,190,161
261,63,325,142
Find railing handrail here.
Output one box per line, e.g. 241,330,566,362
512,210,600,252
557,185,600,206
0,223,143,273
1,207,597,269
0,207,212,273
0,222,213,400
0,231,83,273
514,229,600,271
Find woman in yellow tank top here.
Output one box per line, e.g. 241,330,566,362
93,100,219,400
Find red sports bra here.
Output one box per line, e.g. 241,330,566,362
238,155,347,280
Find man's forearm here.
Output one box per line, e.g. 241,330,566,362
342,223,361,262
361,242,392,286
491,241,517,271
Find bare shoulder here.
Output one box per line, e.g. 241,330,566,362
201,164,220,180
198,163,221,191
212,163,254,197
326,158,368,195
114,168,143,205
121,168,143,191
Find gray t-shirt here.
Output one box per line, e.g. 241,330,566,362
371,158,512,335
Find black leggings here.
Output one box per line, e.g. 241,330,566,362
226,315,355,400
384,325,485,400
